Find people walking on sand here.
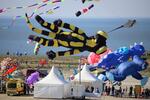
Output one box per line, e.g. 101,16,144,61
119,86,122,97
145,88,149,98
129,85,133,97
111,86,115,96
71,88,73,95
25,83,30,95
85,86,90,93
90,86,94,93
125,86,128,97
107,86,111,95
96,88,100,93
104,85,108,95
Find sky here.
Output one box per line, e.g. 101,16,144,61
0,0,150,18
0,0,150,55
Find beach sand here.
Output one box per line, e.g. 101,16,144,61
0,94,149,100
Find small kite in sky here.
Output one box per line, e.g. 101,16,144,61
75,4,94,17
81,0,100,3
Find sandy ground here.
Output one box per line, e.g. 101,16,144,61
0,94,149,100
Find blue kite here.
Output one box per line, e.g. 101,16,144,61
105,55,148,86
89,42,145,71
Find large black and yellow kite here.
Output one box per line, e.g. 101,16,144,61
25,14,108,60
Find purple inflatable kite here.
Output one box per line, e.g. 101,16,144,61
26,71,39,85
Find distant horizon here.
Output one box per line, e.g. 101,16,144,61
0,18,150,56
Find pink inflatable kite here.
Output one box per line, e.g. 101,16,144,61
88,48,112,65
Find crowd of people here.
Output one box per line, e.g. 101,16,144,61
85,86,100,93
24,83,34,95
6,51,28,56
103,84,150,99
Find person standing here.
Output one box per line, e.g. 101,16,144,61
107,86,111,96
129,85,133,97
25,83,30,95
104,86,108,95
111,86,115,96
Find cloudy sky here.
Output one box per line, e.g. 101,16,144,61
0,0,150,18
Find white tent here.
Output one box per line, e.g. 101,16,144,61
73,64,99,82
34,66,68,99
72,64,103,97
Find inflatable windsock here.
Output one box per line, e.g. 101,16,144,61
75,4,94,17
2,65,17,76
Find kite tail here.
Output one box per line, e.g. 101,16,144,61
108,25,123,33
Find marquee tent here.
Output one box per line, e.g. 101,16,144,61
72,64,103,97
34,66,69,99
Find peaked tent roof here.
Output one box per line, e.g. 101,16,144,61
73,64,99,82
36,66,67,85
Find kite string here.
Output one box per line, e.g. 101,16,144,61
107,20,136,33
0,0,63,14
0,0,51,14
0,5,60,30
0,0,63,30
